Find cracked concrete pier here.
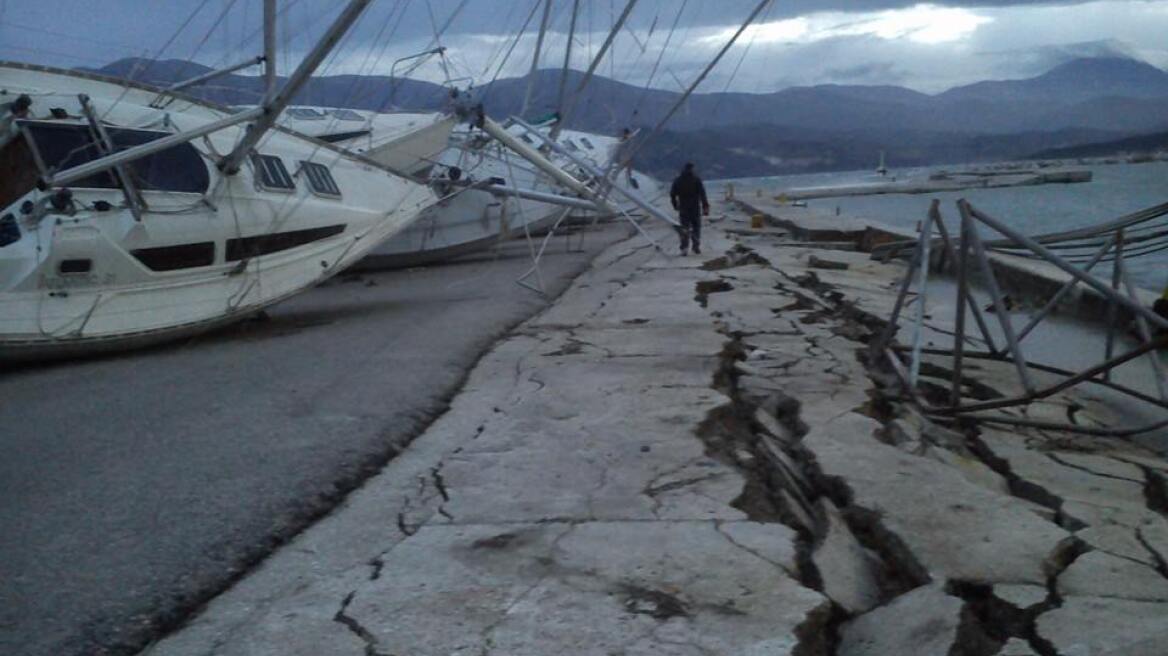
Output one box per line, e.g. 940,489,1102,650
143,199,1168,655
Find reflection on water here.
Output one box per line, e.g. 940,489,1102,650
723,161,1168,290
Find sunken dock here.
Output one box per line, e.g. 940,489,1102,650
773,167,1093,202
143,196,1168,655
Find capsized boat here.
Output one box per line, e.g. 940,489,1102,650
0,58,448,361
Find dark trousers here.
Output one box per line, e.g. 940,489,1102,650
677,212,701,251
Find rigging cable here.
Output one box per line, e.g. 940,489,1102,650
479,0,544,107
520,0,555,118
632,0,688,116
553,0,640,141
166,0,243,99
477,0,527,79
99,0,216,120
555,0,581,116
620,0,773,170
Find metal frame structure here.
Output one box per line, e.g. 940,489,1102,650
872,199,1168,437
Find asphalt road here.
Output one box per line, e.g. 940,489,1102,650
0,224,630,656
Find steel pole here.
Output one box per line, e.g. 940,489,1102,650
520,0,554,118
263,0,277,98
962,202,1036,393
964,200,1168,331
46,108,264,188
168,56,266,93
511,117,678,226
220,0,374,173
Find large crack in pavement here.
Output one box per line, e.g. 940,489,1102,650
687,245,944,655
685,238,1165,655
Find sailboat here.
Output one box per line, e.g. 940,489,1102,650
273,102,662,270
0,0,450,361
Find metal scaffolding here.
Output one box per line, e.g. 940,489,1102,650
872,198,1168,437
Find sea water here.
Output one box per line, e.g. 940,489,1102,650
721,161,1168,290
719,162,1168,449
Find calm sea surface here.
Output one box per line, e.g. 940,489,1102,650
720,161,1168,289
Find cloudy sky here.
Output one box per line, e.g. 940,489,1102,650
1,0,1166,94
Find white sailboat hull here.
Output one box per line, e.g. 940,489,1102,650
0,63,437,361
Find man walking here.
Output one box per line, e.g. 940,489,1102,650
670,162,710,255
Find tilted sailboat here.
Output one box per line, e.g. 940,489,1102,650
275,102,663,270
0,0,451,360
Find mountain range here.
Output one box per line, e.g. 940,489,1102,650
84,56,1168,179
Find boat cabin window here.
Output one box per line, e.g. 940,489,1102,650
331,109,364,122
519,134,534,144
286,108,326,120
298,161,341,198
131,242,216,271
580,137,594,150
250,153,295,192
564,139,579,152
58,259,93,274
226,224,346,261
19,121,209,194
0,131,41,210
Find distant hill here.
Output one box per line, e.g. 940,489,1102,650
1029,129,1168,160
89,58,453,111
631,125,1120,180
80,55,1168,178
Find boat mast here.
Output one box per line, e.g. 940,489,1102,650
43,0,372,189
555,0,581,116
551,0,638,141
218,0,373,174
520,0,554,118
263,0,278,99
619,0,771,167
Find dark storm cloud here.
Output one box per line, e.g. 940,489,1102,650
1,0,1165,94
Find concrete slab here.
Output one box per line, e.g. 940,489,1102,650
1038,596,1168,656
812,499,883,614
1057,550,1168,601
979,429,1150,526
993,583,1049,610
837,583,964,656
805,414,1070,585
339,521,826,656
1077,524,1159,567
998,638,1040,655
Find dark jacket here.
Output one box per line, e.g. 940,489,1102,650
670,172,709,218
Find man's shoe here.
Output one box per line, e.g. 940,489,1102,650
680,248,688,256
693,246,701,255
